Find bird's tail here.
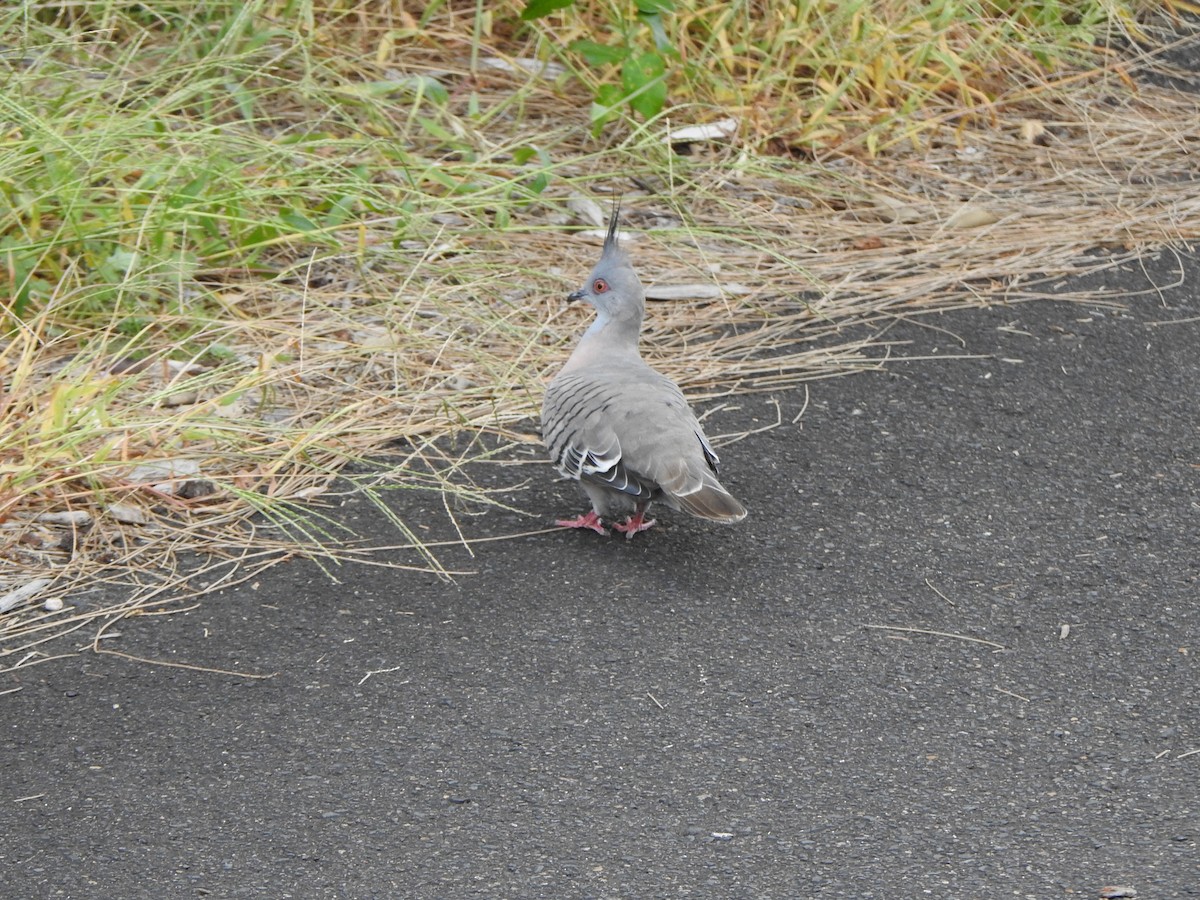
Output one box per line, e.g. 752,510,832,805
671,472,747,523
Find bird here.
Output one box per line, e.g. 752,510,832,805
541,202,747,539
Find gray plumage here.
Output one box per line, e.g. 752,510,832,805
541,203,747,538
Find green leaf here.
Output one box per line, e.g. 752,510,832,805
590,83,624,135
336,77,449,105
222,81,255,121
569,39,629,67
174,174,210,205
206,344,237,362
106,248,139,275
280,211,317,233
0,239,46,317
416,115,455,142
241,222,283,250
520,0,574,21
621,51,667,120
323,194,358,227
635,0,675,12
511,145,538,165
641,12,674,54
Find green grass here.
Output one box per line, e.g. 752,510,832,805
523,0,1152,151
0,0,1154,334
1,0,1197,665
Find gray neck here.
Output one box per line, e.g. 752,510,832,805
580,306,643,354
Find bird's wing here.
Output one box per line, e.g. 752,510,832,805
542,370,656,501
543,368,745,523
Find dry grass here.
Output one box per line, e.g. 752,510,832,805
3,3,1200,671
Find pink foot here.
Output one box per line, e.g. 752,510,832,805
613,512,657,539
555,511,608,536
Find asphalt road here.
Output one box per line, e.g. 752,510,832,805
3,248,1198,899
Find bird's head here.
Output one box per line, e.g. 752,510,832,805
567,200,644,322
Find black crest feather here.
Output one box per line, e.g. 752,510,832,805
602,197,622,256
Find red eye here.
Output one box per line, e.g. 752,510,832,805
592,278,609,293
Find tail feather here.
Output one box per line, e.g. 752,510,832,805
670,474,747,523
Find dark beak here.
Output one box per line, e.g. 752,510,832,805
566,288,585,304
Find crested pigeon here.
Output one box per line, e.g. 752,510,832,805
541,203,747,538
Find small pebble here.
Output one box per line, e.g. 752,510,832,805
43,597,64,612
34,510,92,526
106,502,149,525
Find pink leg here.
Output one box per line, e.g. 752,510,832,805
555,510,608,536
613,510,657,539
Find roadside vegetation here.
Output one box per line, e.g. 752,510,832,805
2,0,1198,668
